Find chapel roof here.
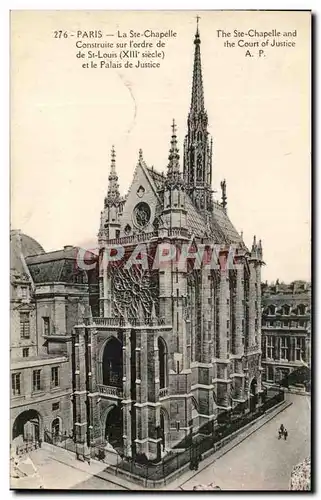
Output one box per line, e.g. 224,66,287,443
146,166,243,244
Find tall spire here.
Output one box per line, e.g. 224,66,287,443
183,17,213,213
105,145,120,206
190,15,205,115
166,119,182,185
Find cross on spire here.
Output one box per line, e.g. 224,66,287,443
196,14,201,33
111,144,116,161
171,118,177,136
105,145,120,206
166,119,181,185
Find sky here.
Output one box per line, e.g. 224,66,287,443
10,10,311,283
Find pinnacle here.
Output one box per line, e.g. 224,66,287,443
166,119,181,185
105,145,120,205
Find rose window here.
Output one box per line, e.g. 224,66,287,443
133,202,151,229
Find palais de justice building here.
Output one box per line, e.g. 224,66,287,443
72,25,265,461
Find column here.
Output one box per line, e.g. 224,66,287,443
158,237,172,326
201,266,212,363
235,263,245,357
216,251,231,408
103,267,112,317
87,326,101,447
134,329,148,457
248,262,256,347
73,326,88,461
122,327,132,457
231,262,245,404
256,263,262,351
219,265,228,359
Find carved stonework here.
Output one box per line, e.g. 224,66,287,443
110,264,158,321
133,202,151,229
136,185,145,198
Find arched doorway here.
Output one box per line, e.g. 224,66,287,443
51,418,60,443
105,406,123,451
102,337,123,387
12,410,41,444
250,378,258,412
158,337,168,389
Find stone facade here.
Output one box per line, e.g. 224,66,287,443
10,230,95,451
72,25,264,461
261,280,311,385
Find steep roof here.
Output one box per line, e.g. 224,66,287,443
26,246,93,284
146,166,242,243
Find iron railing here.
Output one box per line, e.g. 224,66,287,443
44,389,284,484
97,384,123,398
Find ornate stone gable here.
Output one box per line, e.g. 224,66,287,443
119,160,162,237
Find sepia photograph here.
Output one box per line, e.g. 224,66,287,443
10,9,311,491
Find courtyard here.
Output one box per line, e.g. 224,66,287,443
10,392,310,491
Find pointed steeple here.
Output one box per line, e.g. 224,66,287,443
166,119,182,185
105,146,120,207
190,16,205,116
184,17,213,213
258,239,263,260
251,235,257,253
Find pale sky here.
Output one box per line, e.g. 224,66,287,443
11,10,311,283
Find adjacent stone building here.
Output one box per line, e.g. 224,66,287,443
72,24,264,462
261,280,311,385
10,230,96,451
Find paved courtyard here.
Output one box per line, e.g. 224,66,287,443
179,393,310,491
11,393,310,491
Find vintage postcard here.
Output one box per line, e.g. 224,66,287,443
10,10,311,491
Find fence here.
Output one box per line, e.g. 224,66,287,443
44,429,77,454
15,440,41,457
43,389,284,484
111,389,284,482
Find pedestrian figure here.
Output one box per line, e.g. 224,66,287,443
284,429,288,441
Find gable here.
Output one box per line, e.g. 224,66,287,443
119,162,161,237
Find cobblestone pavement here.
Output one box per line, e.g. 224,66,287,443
179,393,310,491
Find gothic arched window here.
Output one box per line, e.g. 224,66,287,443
102,337,123,387
158,337,168,389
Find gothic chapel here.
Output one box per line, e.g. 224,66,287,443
72,23,264,461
